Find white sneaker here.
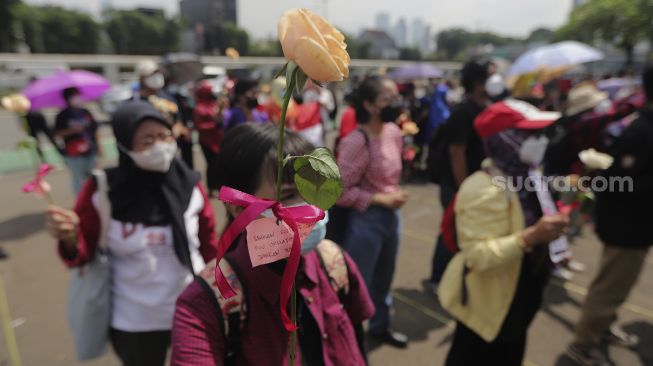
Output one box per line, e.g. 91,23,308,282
565,259,587,273
553,267,574,281
604,325,639,348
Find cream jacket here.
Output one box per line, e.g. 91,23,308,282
438,161,527,342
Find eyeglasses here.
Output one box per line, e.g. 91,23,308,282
138,131,174,147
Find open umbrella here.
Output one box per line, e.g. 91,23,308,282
160,53,204,85
23,70,111,110
389,63,444,80
508,41,604,76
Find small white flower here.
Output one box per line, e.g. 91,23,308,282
579,149,614,170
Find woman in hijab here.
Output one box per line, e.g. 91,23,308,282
438,100,569,365
47,101,218,366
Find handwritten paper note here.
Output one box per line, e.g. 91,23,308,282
246,217,314,267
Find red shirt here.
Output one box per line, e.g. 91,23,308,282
170,238,374,366
194,84,224,154
339,107,358,140
337,123,403,212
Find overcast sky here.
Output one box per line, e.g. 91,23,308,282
25,0,574,40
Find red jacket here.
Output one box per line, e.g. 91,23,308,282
338,107,358,140
170,237,374,366
194,83,224,154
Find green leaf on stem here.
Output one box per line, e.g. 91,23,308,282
291,147,343,210
286,62,298,84
294,69,309,95
283,155,293,167
273,63,289,80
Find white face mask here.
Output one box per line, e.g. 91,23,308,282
594,99,612,114
519,135,549,166
144,73,165,90
485,74,505,97
128,141,177,172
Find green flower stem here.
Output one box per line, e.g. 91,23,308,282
276,70,297,202
275,68,298,366
20,115,44,167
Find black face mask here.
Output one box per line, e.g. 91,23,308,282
246,97,259,109
379,104,402,123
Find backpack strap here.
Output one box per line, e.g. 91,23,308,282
196,258,246,365
356,127,370,146
92,169,110,251
315,240,350,300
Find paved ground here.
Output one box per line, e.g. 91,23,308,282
0,151,651,366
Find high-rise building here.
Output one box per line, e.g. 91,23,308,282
411,18,424,48
393,18,408,48
423,25,433,53
375,12,391,34
180,0,237,29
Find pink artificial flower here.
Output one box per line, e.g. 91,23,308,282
22,163,54,197
556,200,580,216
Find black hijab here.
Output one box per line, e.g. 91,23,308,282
106,101,200,272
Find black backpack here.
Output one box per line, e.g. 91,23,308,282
543,117,574,176
427,123,451,184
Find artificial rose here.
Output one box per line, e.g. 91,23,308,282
225,47,240,59
402,121,419,136
148,95,179,115
579,148,613,170
278,8,349,82
2,94,31,114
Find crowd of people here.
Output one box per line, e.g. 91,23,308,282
33,56,652,366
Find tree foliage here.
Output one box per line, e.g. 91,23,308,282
12,4,100,54
555,0,653,64
399,47,422,61
436,28,517,60
248,39,283,57
105,10,180,55
210,22,249,55
0,0,20,52
527,28,554,43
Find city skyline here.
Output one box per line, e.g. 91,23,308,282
25,0,574,40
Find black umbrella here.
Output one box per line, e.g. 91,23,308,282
160,53,204,85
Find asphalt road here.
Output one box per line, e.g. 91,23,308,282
0,152,651,366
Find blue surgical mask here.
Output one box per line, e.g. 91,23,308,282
261,203,329,254
301,211,328,254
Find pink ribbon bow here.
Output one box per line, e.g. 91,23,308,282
22,163,54,196
214,186,325,331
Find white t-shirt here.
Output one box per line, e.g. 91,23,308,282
93,187,206,332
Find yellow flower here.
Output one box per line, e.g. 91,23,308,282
1,94,31,114
225,47,240,59
402,121,420,136
148,95,179,115
278,8,349,82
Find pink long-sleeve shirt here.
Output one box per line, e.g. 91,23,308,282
337,123,403,212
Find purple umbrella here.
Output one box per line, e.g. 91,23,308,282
389,63,444,80
23,70,111,110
